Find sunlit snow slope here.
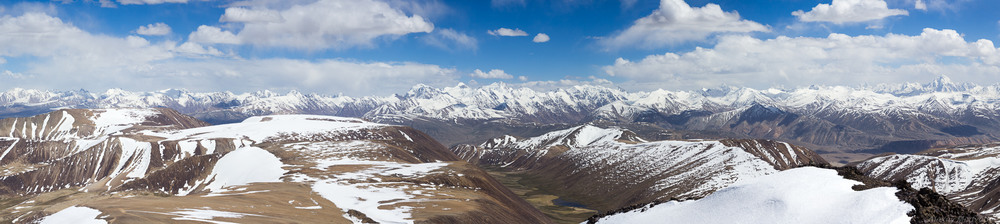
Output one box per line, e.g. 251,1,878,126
589,167,913,224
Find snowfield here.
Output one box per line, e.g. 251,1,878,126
203,146,285,193
41,206,106,224
89,109,159,136
146,114,385,142
591,167,913,224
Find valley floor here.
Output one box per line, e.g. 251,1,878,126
485,170,596,224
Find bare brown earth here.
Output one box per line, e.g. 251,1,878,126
485,170,597,224
256,126,553,224
0,109,554,223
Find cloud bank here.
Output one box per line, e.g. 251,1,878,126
0,12,457,96
191,0,435,50
605,28,1000,91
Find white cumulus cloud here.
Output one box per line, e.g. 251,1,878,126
135,22,171,36
188,25,241,44
604,28,1000,91
204,0,434,50
469,69,514,79
914,0,927,10
602,0,768,49
533,33,550,43
175,42,224,56
219,7,283,23
0,12,458,96
488,28,528,37
793,0,908,24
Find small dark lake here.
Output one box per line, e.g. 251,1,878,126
552,198,588,209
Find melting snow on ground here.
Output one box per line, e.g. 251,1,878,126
288,141,451,224
310,160,450,224
168,208,261,224
591,167,913,224
41,206,107,224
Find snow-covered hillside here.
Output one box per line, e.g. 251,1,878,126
589,167,913,224
1,109,551,224
2,75,997,152
452,125,827,211
0,108,207,187
858,144,1000,220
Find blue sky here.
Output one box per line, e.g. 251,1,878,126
0,0,998,96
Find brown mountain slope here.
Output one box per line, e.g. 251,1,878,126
452,125,828,213
0,110,552,224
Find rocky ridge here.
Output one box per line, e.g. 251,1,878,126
450,125,828,211
858,143,1000,221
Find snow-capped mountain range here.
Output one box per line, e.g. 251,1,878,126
3,75,999,152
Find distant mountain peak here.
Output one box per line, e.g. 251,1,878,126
935,74,953,84
405,83,442,98
927,74,962,92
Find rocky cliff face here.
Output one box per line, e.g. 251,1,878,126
1,109,552,224
451,125,828,211
857,143,1000,221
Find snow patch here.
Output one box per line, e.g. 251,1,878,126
89,109,158,136
0,138,19,163
203,147,285,193
573,125,623,147
309,158,450,224
169,208,259,224
399,130,413,142
960,157,1000,176
41,206,106,224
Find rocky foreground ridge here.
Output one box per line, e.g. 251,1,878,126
0,108,550,223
